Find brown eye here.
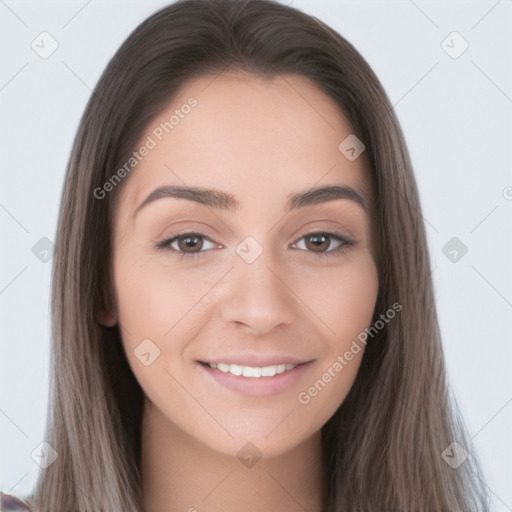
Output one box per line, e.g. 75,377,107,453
304,233,330,252
291,231,353,257
156,231,218,258
176,234,204,253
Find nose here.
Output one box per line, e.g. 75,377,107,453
220,248,296,336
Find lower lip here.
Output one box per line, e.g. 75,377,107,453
197,361,313,397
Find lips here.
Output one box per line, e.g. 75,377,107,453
198,359,313,397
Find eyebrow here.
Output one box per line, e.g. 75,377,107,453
134,184,369,216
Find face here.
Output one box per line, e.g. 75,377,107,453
107,72,379,458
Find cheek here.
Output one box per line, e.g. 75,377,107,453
112,250,228,384
112,253,209,405
114,253,210,337
291,256,378,424
294,253,379,344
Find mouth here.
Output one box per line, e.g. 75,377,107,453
198,360,308,378
197,359,314,397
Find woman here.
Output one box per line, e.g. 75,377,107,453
1,0,490,510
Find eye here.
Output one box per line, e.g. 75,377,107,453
291,231,353,257
155,231,220,259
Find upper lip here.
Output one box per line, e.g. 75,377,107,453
198,352,313,367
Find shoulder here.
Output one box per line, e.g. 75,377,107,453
0,492,32,511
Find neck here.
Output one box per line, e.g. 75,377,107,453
141,400,324,512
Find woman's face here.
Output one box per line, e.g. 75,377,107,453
108,72,379,457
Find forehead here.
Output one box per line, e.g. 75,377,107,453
117,71,371,216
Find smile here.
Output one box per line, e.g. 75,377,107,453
198,360,313,397
202,361,299,378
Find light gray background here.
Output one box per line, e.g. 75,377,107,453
1,0,511,509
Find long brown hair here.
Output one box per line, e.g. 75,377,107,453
25,0,490,510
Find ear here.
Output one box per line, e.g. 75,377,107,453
96,289,117,327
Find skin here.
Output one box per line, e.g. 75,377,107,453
101,71,379,512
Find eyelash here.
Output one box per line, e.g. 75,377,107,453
155,229,354,260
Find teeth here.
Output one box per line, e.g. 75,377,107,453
206,362,298,377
